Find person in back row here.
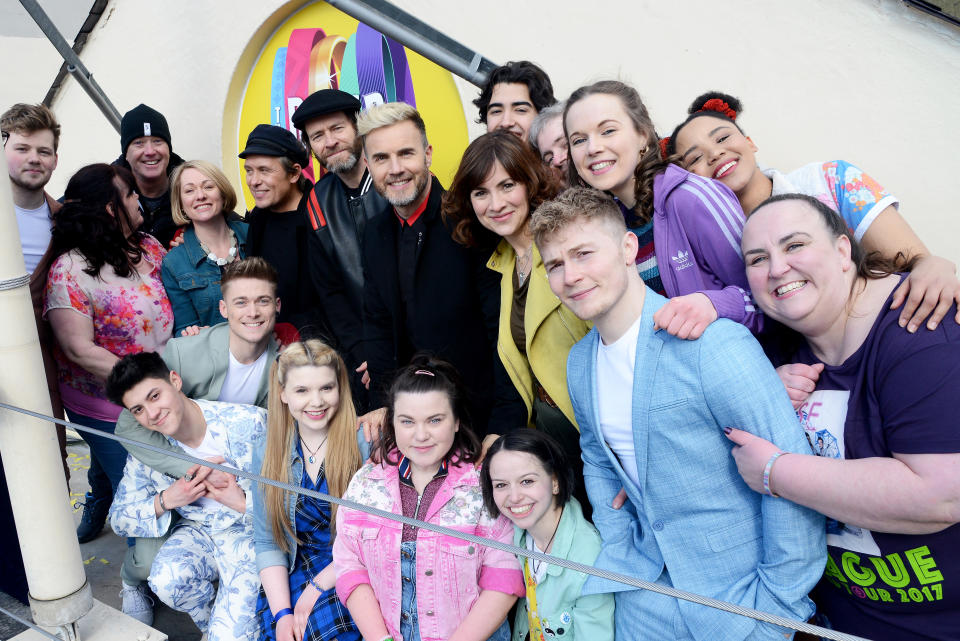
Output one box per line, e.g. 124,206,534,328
114,104,184,248
113,257,281,624
107,352,265,641
293,89,388,381
357,102,523,437
240,124,324,333
474,61,557,142
533,187,824,640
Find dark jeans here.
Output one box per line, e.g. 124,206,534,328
69,412,126,502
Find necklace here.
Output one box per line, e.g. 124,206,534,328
199,230,238,266
515,244,533,286
299,433,329,464
530,506,563,577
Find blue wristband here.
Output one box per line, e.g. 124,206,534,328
273,607,293,624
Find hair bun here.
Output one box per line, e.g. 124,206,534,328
687,91,742,120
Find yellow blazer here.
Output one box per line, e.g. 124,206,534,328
487,240,591,428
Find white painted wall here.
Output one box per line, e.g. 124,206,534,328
10,0,959,261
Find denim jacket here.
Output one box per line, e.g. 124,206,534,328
333,454,525,641
252,427,372,573
161,219,248,335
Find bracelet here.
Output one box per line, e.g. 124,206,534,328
763,451,787,497
158,490,167,512
273,607,293,624
309,575,323,592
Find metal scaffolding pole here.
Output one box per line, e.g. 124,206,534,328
326,0,497,87
17,0,122,132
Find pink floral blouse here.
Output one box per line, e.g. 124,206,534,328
43,235,173,421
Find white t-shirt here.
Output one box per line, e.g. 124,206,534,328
218,350,268,404
15,201,52,273
595,314,642,488
178,427,225,509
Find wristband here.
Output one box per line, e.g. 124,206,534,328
309,576,323,592
273,608,293,624
763,451,787,497
158,490,167,512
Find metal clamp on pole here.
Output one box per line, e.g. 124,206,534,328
17,0,122,132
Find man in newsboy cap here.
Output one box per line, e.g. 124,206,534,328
292,90,388,407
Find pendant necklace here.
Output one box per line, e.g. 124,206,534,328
531,506,563,577
300,433,328,464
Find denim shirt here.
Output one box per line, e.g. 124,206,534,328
252,427,372,573
161,219,248,335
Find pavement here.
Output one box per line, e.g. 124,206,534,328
0,434,200,640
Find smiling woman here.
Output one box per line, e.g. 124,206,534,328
161,160,248,336
731,193,960,640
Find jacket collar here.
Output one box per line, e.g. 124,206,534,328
368,449,477,489
513,497,587,578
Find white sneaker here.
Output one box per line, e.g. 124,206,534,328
120,582,154,626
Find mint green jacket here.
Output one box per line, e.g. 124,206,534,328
511,498,615,641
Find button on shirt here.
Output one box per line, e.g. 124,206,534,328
395,186,430,345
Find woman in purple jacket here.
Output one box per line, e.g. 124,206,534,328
563,80,756,339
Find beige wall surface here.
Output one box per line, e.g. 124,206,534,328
15,0,960,262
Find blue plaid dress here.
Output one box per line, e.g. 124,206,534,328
256,458,361,641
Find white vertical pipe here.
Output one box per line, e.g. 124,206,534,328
0,135,91,622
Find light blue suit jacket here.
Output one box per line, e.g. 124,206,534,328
568,289,825,641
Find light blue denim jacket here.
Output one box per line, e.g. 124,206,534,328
252,427,371,573
567,289,825,641
161,219,248,335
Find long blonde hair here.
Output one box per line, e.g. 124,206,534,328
260,340,362,551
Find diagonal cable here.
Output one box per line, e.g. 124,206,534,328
0,402,871,641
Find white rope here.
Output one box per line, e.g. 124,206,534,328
0,401,872,641
0,273,30,291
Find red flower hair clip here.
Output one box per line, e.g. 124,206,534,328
658,137,671,159
700,98,737,120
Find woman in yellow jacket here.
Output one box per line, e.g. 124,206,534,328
443,131,593,516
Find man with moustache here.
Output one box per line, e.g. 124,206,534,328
293,90,387,377
357,102,522,435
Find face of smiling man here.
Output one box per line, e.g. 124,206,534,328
219,276,279,349
363,119,433,220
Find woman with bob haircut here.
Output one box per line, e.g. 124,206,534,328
41,162,172,542
480,429,615,640
442,131,591,508
161,159,248,336
728,193,960,640
252,340,369,641
667,91,960,336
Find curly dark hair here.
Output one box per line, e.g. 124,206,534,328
563,80,668,227
442,130,561,248
49,163,145,278
473,61,556,125
665,91,745,158
374,354,481,467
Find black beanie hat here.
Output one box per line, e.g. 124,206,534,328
120,104,172,154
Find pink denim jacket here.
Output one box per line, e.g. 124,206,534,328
333,456,524,641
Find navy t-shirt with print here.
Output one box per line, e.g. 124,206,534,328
794,277,960,641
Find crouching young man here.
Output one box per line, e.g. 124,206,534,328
106,352,266,640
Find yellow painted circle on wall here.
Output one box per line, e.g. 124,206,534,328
235,2,469,210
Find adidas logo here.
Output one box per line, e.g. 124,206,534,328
671,250,693,270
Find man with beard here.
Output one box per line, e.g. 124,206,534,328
292,90,387,380
114,104,184,248
357,102,523,436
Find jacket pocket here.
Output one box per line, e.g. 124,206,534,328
440,541,482,619
706,514,761,552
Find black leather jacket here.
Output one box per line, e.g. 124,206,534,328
306,169,388,369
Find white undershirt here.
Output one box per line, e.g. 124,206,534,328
525,535,549,583
595,314,642,488
177,428,224,509
15,201,52,273
218,350,268,404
